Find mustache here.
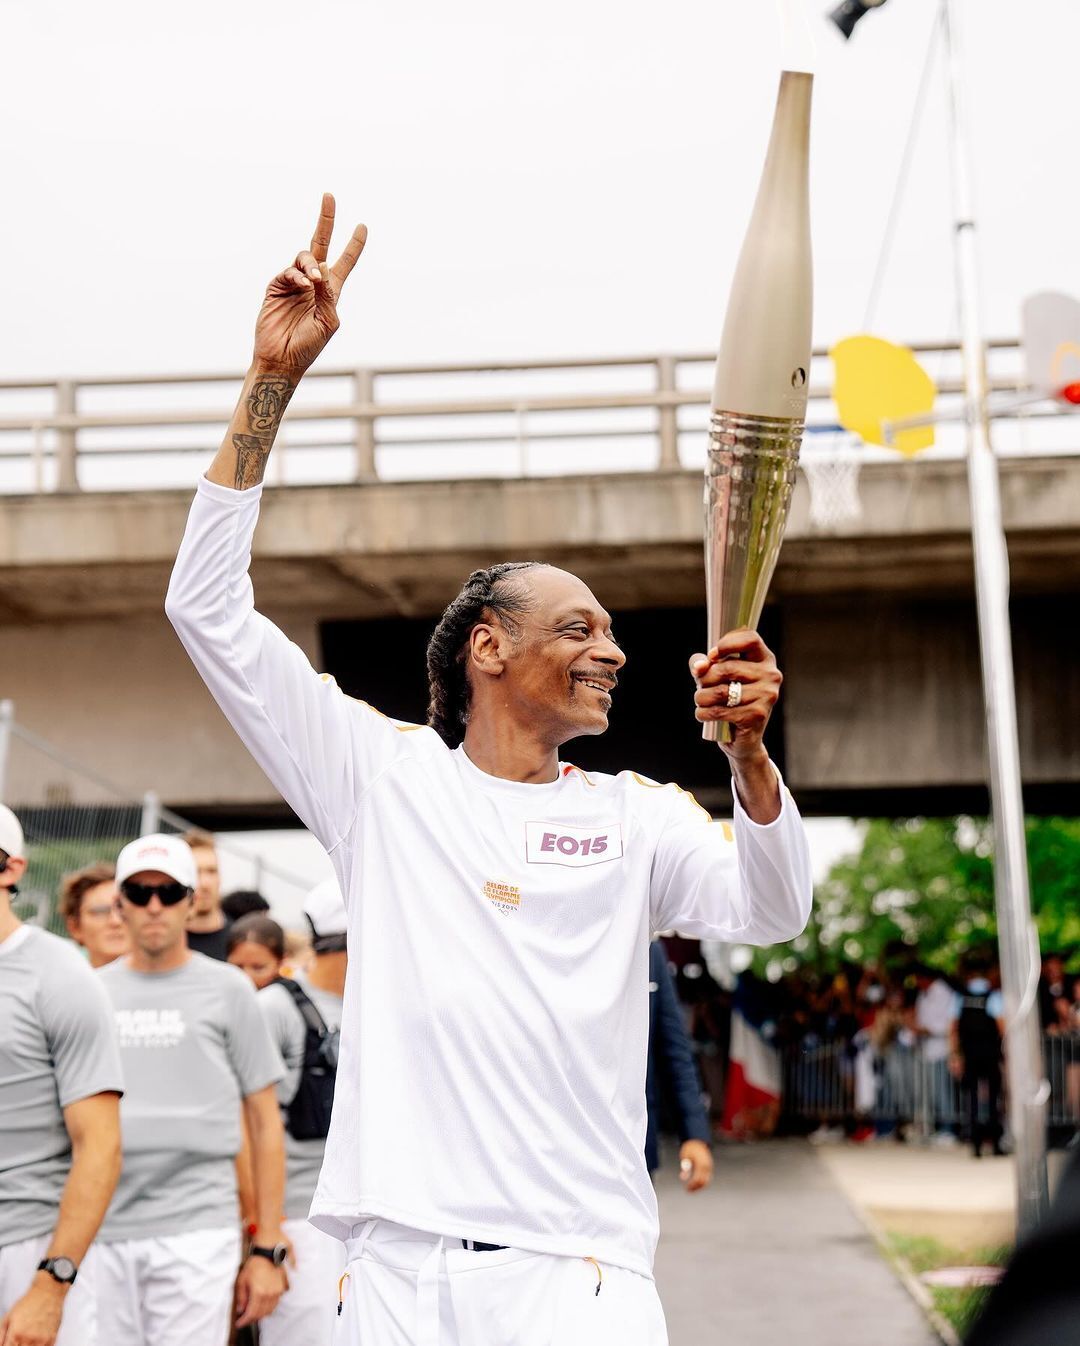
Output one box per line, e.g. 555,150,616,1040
570,670,619,690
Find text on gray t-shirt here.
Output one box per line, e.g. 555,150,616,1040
97,952,282,1240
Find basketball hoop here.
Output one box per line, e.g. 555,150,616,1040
800,434,863,531
1022,291,1080,402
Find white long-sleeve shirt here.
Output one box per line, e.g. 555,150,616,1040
166,477,812,1277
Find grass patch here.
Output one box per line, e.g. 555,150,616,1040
885,1233,1010,1336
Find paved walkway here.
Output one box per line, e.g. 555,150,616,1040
816,1141,1021,1249
653,1140,938,1346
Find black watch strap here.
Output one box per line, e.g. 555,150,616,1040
249,1242,288,1268
38,1257,78,1285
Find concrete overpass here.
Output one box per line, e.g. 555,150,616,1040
2,449,1078,821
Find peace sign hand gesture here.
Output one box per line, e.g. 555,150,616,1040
253,193,367,377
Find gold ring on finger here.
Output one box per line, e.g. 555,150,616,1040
726,681,743,708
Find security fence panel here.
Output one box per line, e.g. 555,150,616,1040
2,708,310,932
782,1035,1079,1142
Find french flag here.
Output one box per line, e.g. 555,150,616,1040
720,974,782,1134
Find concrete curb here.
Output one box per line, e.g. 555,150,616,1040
844,1199,962,1346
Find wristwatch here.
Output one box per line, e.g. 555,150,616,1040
37,1257,78,1286
249,1242,288,1268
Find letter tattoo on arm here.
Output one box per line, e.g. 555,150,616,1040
233,434,271,489
232,376,297,490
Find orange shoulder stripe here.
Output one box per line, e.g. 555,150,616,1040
333,688,426,734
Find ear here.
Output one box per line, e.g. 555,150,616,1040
65,915,82,941
2,856,27,886
468,622,510,679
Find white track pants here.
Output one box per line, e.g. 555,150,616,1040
95,1226,241,1346
259,1216,347,1346
0,1234,99,1346
331,1220,668,1346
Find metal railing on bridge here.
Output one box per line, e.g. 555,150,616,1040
2,338,1077,495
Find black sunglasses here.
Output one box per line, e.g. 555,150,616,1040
120,880,192,907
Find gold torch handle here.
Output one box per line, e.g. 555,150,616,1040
702,409,803,745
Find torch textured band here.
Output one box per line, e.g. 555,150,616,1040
704,408,804,646
703,408,804,744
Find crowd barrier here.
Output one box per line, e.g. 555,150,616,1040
781,1033,1080,1134
0,699,311,931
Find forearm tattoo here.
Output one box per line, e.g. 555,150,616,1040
232,377,297,489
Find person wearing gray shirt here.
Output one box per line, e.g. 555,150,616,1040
227,880,348,1346
94,832,288,1346
0,803,123,1346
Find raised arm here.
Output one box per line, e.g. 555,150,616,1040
207,193,367,492
649,774,812,942
689,630,785,825
649,629,812,940
166,197,422,851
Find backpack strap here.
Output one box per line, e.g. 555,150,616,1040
274,976,330,1039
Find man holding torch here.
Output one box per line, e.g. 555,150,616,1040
165,194,812,1346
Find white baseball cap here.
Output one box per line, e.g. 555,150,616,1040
116,833,197,890
304,876,347,939
0,804,25,861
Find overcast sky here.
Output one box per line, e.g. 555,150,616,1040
5,2,1071,884
5,0,1078,380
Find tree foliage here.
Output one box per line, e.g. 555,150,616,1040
801,816,1080,973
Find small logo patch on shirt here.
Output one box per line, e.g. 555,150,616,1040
484,879,521,915
525,822,624,868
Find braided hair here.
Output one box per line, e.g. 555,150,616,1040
426,562,545,748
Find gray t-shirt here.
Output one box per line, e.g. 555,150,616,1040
97,952,282,1240
258,975,343,1220
0,925,124,1247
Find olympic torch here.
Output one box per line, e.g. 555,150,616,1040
703,60,814,744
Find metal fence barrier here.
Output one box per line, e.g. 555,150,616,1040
0,699,311,932
782,1034,1080,1137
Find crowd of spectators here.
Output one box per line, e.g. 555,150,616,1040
660,939,1080,1160
9,792,1076,1345
1,809,720,1346
0,811,338,1346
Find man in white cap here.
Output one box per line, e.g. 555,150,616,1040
255,877,347,1346
0,803,123,1346
94,833,289,1346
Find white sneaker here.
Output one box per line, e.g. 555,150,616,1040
930,1130,960,1148
808,1124,845,1145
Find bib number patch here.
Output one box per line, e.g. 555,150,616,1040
525,821,623,867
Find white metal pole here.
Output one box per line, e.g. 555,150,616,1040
140,790,161,837
941,0,1048,1236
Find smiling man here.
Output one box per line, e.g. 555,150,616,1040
165,195,812,1346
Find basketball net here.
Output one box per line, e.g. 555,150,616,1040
800,435,863,531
